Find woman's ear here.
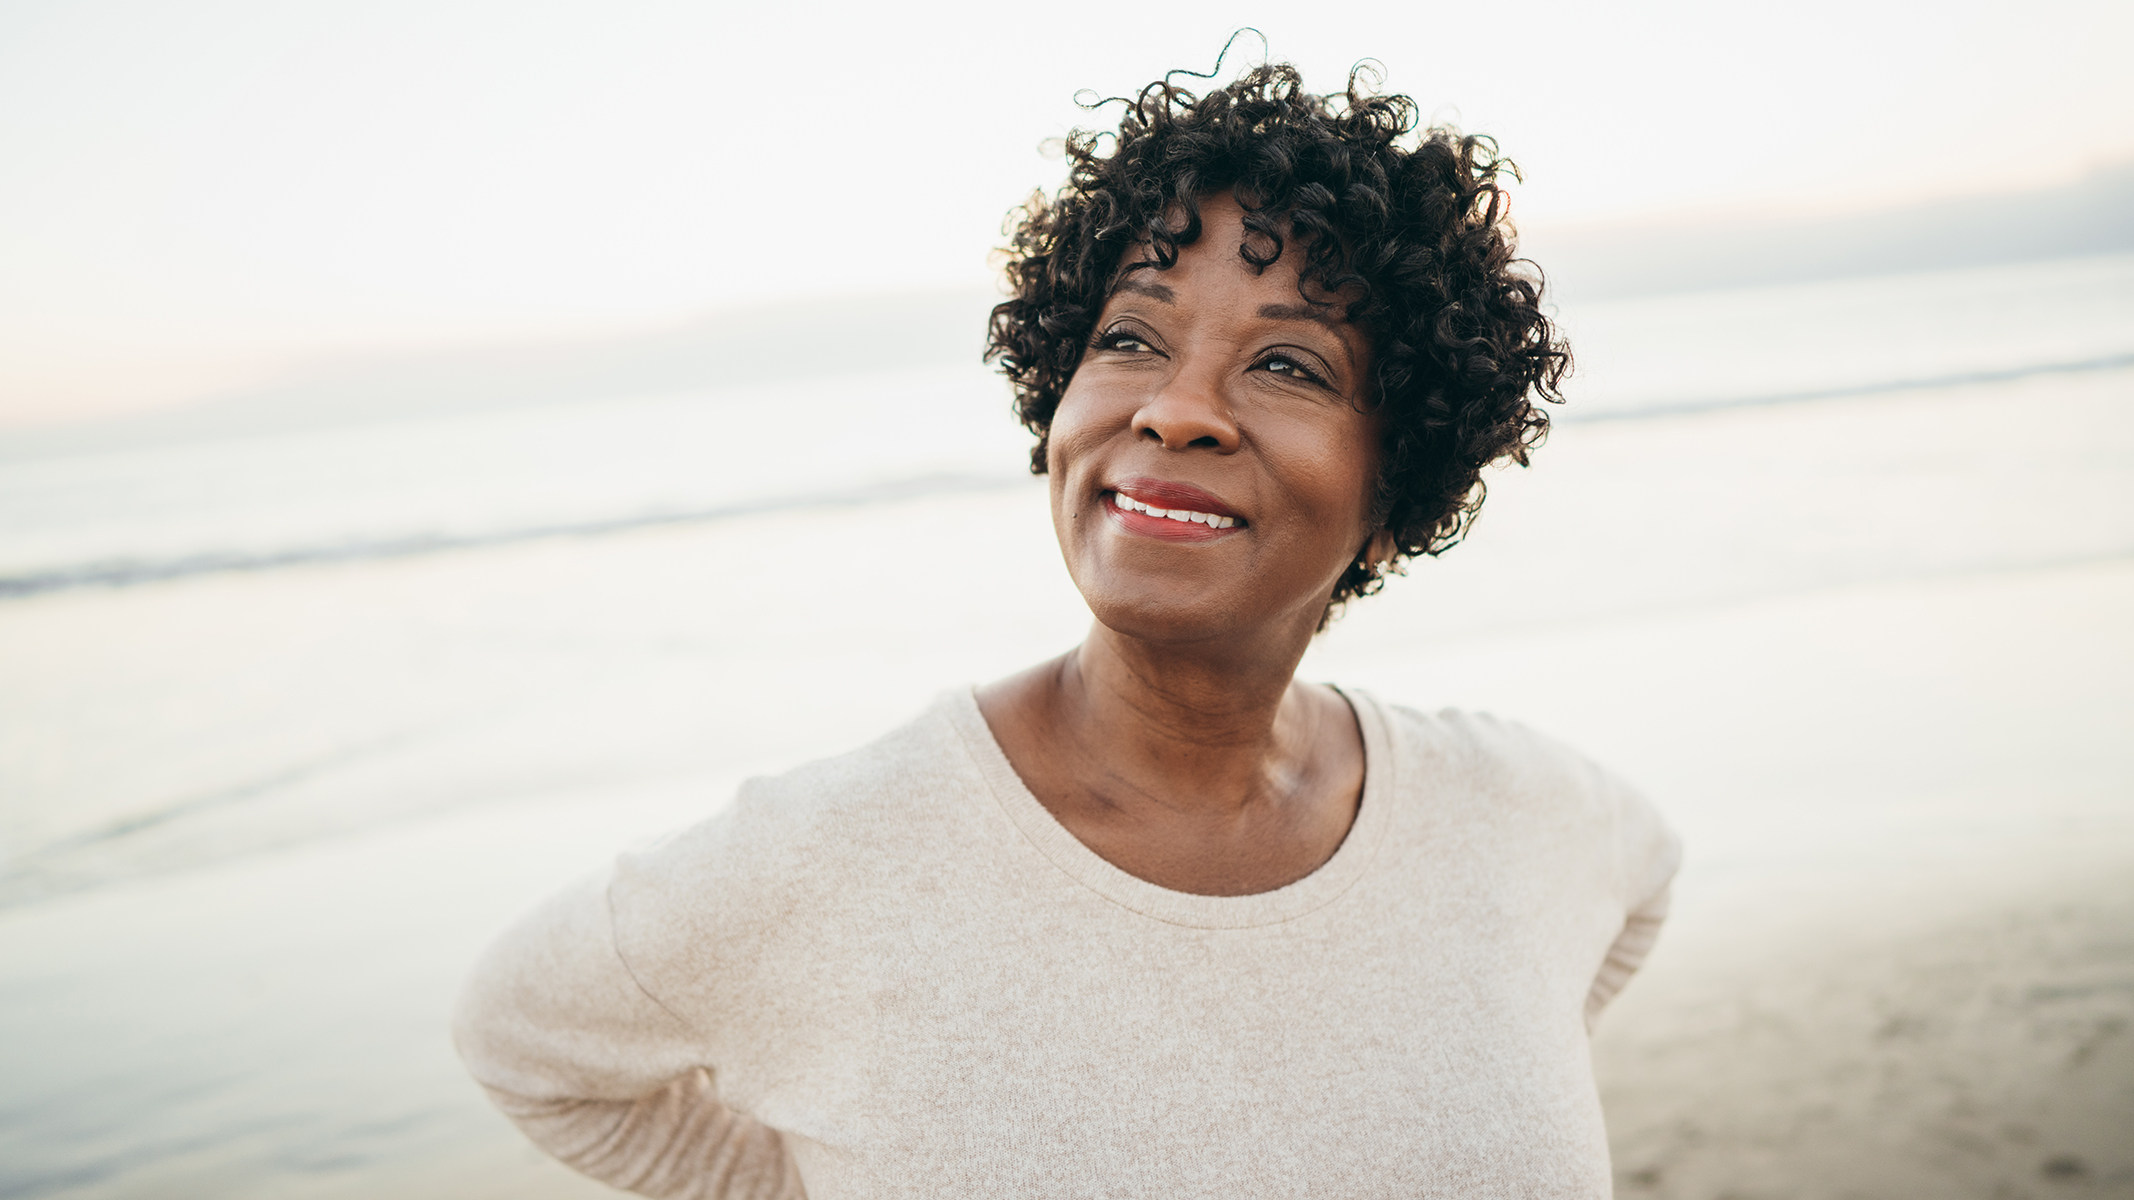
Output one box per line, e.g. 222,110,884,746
1364,529,1397,568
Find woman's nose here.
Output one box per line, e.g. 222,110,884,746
1132,369,1240,452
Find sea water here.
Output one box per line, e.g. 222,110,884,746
4,253,2129,596
1,253,2131,1197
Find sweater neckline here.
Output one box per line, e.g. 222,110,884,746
945,683,1397,930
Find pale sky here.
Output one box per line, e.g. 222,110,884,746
2,0,2131,425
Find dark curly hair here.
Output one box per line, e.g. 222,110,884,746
985,58,1569,613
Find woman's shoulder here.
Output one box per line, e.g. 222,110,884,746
1370,698,1621,792
623,690,988,886
1360,693,1680,897
737,691,984,822
597,691,997,995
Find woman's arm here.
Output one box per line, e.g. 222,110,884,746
1583,777,1684,1032
1583,880,1672,1031
452,871,803,1200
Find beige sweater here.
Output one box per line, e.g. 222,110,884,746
453,687,1679,1199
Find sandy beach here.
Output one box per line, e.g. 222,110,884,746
1599,851,2134,1197
2,266,2130,1195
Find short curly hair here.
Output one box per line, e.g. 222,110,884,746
985,60,1569,611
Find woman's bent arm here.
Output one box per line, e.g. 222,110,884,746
1584,770,1685,1031
1584,881,1673,1031
452,871,802,1200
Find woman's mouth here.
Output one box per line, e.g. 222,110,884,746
1113,490,1237,529
1104,482,1246,542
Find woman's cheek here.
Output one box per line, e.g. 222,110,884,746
1045,388,1112,478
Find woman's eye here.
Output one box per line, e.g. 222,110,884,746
1102,333,1154,353
1260,355,1322,383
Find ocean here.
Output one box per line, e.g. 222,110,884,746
2,252,2131,1197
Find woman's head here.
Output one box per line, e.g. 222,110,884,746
987,61,1569,625
1041,192,1385,648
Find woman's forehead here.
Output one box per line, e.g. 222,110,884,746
1111,195,1363,307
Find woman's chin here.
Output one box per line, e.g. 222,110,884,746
1079,585,1311,651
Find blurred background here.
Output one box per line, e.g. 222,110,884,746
2,1,2131,1196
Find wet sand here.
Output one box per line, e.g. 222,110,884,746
1597,854,2134,1199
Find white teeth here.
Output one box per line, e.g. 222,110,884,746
1113,492,1237,529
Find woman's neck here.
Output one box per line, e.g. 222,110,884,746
1065,621,1309,798
977,618,1364,896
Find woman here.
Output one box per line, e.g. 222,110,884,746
455,62,1679,1198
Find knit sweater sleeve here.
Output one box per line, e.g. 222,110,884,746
450,869,804,1200
1583,777,1684,1031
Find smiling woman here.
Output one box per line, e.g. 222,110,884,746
451,61,1678,1199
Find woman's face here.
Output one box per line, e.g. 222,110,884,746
1047,194,1383,645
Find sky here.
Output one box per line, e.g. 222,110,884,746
1,0,2131,426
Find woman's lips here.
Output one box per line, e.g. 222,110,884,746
1113,477,1241,520
1104,481,1246,543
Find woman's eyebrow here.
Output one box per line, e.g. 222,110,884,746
1257,301,1342,326
1257,302,1360,370
1113,279,1177,303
